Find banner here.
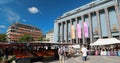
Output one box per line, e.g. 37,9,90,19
84,22,89,38
77,23,81,38
71,25,75,39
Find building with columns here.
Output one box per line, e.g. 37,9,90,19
54,0,120,46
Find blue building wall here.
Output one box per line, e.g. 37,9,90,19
92,13,98,38
109,7,119,36
100,11,108,37
64,23,66,41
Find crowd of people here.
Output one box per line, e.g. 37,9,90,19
57,44,120,63
88,48,120,56
0,48,9,60
0,43,120,63
57,44,88,63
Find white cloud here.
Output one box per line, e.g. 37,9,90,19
0,0,13,4
22,19,27,22
28,7,39,14
0,25,6,28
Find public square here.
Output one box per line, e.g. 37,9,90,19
33,56,120,63
0,0,120,63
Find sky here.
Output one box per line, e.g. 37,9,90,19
0,0,93,34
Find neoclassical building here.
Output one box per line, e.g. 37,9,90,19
54,0,120,46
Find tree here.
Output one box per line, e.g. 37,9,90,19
18,34,33,42
46,38,50,42
0,34,6,42
38,36,43,41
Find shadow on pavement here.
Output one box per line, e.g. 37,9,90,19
87,58,90,60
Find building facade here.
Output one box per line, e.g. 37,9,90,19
54,0,120,46
6,22,43,42
46,30,54,42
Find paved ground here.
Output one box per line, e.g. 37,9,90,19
33,56,120,63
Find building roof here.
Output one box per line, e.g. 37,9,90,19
55,0,113,22
11,22,41,31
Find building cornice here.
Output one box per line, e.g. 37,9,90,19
55,0,113,22
12,22,41,31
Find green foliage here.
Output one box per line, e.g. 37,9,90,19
18,34,33,42
0,34,6,42
46,38,50,41
38,36,43,41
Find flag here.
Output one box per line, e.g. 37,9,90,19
71,25,75,39
84,22,89,38
77,23,81,38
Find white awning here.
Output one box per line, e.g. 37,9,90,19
71,44,80,49
90,38,120,46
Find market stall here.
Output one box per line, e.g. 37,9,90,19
90,38,120,46
90,38,120,56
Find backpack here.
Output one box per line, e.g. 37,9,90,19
59,48,64,55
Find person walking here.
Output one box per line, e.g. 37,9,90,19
0,48,3,58
70,47,74,57
4,48,8,60
81,44,88,61
58,45,65,63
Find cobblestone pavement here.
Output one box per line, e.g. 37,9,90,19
33,56,120,63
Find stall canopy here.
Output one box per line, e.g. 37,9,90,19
90,38,120,46
69,44,80,49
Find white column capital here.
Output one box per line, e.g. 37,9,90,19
104,7,108,10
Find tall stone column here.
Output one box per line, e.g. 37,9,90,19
60,23,62,42
75,18,78,44
114,2,120,39
96,10,102,39
61,22,64,43
81,16,85,44
66,21,68,43
88,13,93,43
58,23,60,42
70,19,72,43
104,7,112,38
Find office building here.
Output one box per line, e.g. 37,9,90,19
6,22,43,42
46,29,54,42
